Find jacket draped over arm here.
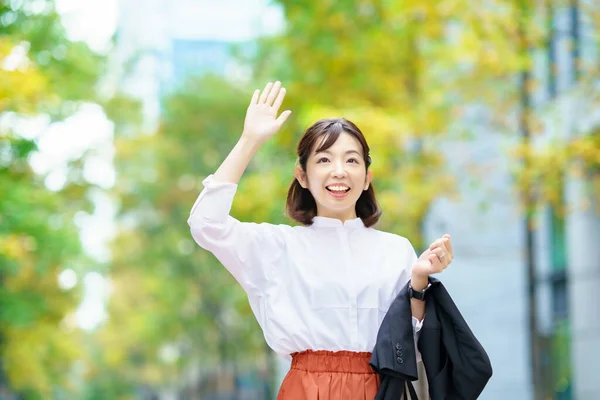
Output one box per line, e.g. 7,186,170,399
370,278,493,400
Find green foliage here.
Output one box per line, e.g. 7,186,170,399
0,133,88,397
96,75,269,394
0,0,105,115
0,0,110,398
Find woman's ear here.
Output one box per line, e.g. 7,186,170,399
294,165,308,189
364,170,373,190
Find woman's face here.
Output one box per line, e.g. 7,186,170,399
294,131,373,222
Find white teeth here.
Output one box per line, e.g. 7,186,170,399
327,186,349,192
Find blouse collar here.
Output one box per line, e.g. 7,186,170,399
311,216,365,229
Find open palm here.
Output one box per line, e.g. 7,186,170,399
243,81,292,143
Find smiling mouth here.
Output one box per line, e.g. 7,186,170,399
326,186,351,193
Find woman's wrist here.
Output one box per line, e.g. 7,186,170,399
410,272,429,291
238,135,265,151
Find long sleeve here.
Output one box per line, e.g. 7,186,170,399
187,174,284,297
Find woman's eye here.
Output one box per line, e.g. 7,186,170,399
348,158,359,163
317,157,329,163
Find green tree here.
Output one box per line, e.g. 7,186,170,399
1,0,109,397
92,76,275,397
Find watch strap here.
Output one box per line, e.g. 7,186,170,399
409,282,431,301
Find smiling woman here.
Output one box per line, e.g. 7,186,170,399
187,81,460,399
287,118,380,226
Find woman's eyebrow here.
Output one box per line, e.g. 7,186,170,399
315,150,362,156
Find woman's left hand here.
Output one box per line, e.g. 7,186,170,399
412,234,454,279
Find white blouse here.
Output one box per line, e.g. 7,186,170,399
188,174,423,361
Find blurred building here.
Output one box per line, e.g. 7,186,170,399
171,39,231,83
112,0,274,131
423,3,599,400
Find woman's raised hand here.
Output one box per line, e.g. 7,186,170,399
412,234,454,279
242,81,292,144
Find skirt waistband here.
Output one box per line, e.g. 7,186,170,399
290,350,375,374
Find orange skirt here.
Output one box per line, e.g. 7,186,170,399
276,350,380,400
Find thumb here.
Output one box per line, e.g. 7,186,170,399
277,110,292,125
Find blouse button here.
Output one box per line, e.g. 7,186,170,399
396,350,403,357
395,343,402,350
396,357,404,364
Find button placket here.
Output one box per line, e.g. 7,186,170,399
339,227,359,348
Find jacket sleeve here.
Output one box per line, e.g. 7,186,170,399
370,282,420,398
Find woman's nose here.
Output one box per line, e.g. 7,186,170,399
332,162,347,177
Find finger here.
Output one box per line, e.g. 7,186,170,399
441,240,453,262
432,247,446,261
443,235,454,256
430,236,452,258
437,241,450,258
428,253,445,273
431,247,449,267
429,238,442,251
433,238,451,262
276,110,292,125
266,81,281,106
259,82,273,104
249,89,260,106
272,86,287,111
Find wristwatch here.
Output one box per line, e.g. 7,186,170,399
409,282,431,301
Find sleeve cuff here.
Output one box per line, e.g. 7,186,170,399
189,174,238,220
412,315,425,332
201,174,238,188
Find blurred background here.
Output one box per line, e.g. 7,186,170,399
1,0,599,399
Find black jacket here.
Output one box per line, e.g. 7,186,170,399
369,278,493,399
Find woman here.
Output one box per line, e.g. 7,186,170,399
188,81,453,399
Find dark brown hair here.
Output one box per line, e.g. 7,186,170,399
286,117,382,227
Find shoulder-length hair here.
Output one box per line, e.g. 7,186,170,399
285,117,382,227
